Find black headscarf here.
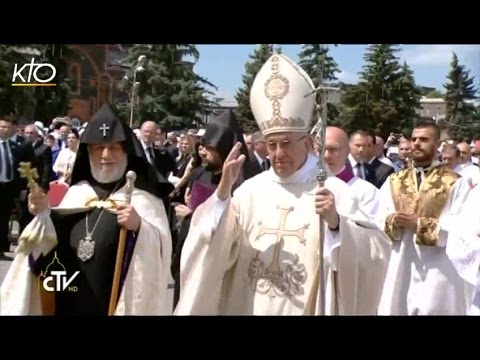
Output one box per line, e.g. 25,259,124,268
201,110,259,183
70,103,173,198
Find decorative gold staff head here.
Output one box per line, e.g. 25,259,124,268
18,162,40,191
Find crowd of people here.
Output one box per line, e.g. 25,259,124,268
1,52,480,316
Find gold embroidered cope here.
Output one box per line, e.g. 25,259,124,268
385,165,459,246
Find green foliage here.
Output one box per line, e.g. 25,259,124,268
0,44,76,122
394,61,422,136
340,44,421,139
298,44,340,126
443,52,477,139
298,44,339,85
234,44,280,133
33,45,77,122
116,44,217,130
425,90,444,98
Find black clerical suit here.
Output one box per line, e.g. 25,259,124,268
171,110,261,308
19,140,53,233
368,157,395,189
0,138,34,253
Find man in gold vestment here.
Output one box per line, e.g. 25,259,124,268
377,120,472,315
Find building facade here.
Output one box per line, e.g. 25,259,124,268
416,97,447,120
66,44,129,123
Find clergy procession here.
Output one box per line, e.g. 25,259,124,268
2,51,480,316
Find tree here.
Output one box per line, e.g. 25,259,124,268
32,44,77,123
425,89,444,98
116,44,217,129
443,52,477,139
0,45,75,123
298,44,339,85
298,44,340,126
234,44,281,133
341,44,405,138
394,61,422,135
0,45,37,117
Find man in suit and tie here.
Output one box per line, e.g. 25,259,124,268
366,132,395,189
0,115,35,256
9,118,25,146
139,120,176,229
140,120,176,179
348,130,373,182
250,131,270,172
18,124,53,232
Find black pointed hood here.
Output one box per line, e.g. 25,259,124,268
70,103,173,198
201,110,260,182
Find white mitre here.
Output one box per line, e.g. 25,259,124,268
250,53,316,136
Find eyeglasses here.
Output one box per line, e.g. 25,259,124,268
324,146,343,154
266,135,307,152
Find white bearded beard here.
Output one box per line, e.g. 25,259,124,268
90,155,128,184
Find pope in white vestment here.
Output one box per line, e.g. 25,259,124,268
376,123,472,315
174,54,391,316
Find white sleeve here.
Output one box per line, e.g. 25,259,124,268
446,186,480,288
324,227,340,270
199,191,230,236
435,177,472,247
52,149,64,173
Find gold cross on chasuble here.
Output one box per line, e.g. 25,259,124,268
248,206,309,298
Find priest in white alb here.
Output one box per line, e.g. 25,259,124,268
445,184,480,315
174,53,391,316
376,120,472,315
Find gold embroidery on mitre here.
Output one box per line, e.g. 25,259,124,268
247,205,309,298
260,55,307,134
388,165,459,246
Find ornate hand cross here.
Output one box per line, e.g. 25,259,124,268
18,162,39,191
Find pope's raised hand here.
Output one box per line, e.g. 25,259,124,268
217,142,246,201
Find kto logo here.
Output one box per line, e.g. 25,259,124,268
11,58,56,87
39,252,79,292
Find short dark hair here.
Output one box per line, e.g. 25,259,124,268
350,129,370,140
413,120,440,140
351,129,377,144
442,143,460,157
0,115,17,124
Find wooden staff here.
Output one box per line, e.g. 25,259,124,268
108,170,137,315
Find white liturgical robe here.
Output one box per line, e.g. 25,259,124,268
445,185,480,315
175,153,391,316
376,165,472,315
0,181,172,316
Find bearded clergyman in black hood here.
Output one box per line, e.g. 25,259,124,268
1,103,174,316
171,110,261,307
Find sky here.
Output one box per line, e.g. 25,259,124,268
193,44,480,104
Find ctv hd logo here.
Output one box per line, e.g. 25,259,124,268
39,252,79,292
11,58,57,87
